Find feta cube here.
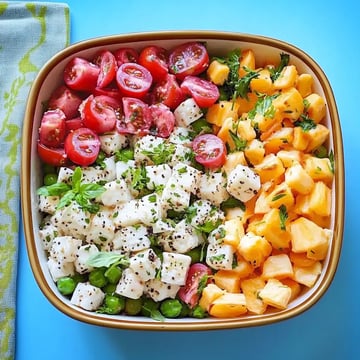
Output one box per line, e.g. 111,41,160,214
160,252,191,285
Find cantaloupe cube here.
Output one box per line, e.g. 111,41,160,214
217,117,239,151
277,150,301,168
285,163,314,194
254,189,272,215
273,65,298,90
258,278,292,310
296,73,313,98
224,207,245,221
281,278,302,301
292,126,310,151
253,112,279,133
199,283,226,312
272,87,304,121
250,68,273,94
304,156,334,183
264,127,294,154
209,293,247,317
231,255,254,278
237,118,257,141
222,151,247,175
206,60,230,85
289,251,317,267
237,231,272,268
308,181,332,217
305,93,326,124
214,270,242,293
222,217,244,248
305,124,330,152
254,153,285,183
206,101,239,127
261,254,294,280
239,49,255,77
292,261,322,287
241,277,267,314
290,216,332,260
245,138,265,165
235,91,258,113
266,182,295,209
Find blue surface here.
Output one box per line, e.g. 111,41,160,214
16,1,359,359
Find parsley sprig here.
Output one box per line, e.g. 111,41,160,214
269,53,290,81
141,142,176,165
37,167,105,213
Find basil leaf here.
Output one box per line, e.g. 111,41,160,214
86,252,129,268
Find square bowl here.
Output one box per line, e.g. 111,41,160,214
21,30,344,330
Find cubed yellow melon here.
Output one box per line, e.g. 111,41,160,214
272,87,304,121
305,124,330,152
277,149,302,168
273,65,298,90
206,60,230,85
222,217,244,248
266,182,295,209
254,153,285,183
231,255,254,278
214,270,242,293
235,91,258,114
245,138,265,165
281,278,302,301
224,207,245,221
250,68,273,94
290,216,332,260
305,93,326,123
199,283,226,312
217,118,244,152
209,293,248,318
261,254,294,280
206,101,239,127
308,181,332,217
239,49,255,77
289,251,317,267
237,231,272,268
253,112,279,133
241,277,267,314
264,127,294,154
304,156,334,183
285,163,314,194
237,118,257,141
292,261,322,287
222,151,247,175
292,126,310,151
258,278,292,310
296,73,314,98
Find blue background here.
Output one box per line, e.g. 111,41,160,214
16,1,359,359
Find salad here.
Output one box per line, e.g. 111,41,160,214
36,41,334,320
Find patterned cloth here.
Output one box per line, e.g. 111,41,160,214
0,2,69,359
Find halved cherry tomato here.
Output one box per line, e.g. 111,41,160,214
48,85,83,119
116,62,152,98
177,263,212,309
39,109,66,148
151,74,185,110
180,75,220,108
93,86,122,100
64,57,100,92
114,47,139,66
37,142,67,167
65,117,84,133
81,95,121,134
94,50,117,89
168,42,209,80
192,133,227,169
64,127,100,166
118,97,152,135
138,45,168,83
148,103,175,138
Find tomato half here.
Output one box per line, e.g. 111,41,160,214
180,76,220,108
116,62,152,98
168,42,209,80
114,47,139,66
39,109,66,148
64,127,100,166
94,50,117,89
81,95,120,134
37,142,67,167
151,74,185,110
177,263,212,309
48,85,83,119
192,134,227,169
64,57,100,92
138,45,169,83
148,103,175,138
65,117,84,133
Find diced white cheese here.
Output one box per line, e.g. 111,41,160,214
99,178,133,206
112,224,150,252
74,244,99,274
197,171,230,206
39,222,59,251
171,163,201,193
137,193,162,226
99,131,129,155
160,252,191,286
57,166,74,184
168,126,193,146
115,268,144,299
226,164,261,202
70,282,105,311
49,236,82,263
160,178,191,213
38,195,59,215
115,160,135,180
81,156,116,183
47,257,75,282
113,200,142,227
206,242,234,270
129,248,161,282
145,164,172,190
144,278,180,302
188,199,225,229
134,135,166,165
85,207,116,245
174,98,203,127
168,143,194,167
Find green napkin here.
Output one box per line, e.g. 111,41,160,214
0,2,69,359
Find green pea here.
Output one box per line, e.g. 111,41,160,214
124,298,143,315
43,173,58,186
103,294,125,315
160,299,182,318
191,305,207,319
57,276,76,295
178,302,191,318
89,268,108,288
104,266,122,284
102,283,117,294
72,273,87,284
141,298,159,317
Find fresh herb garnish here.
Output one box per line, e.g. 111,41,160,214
86,251,130,268
115,148,134,162
294,114,316,132
248,94,277,120
279,205,288,231
270,53,290,81
141,142,176,165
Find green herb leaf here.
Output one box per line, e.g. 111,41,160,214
197,274,210,295
279,205,288,231
248,94,277,120
294,115,316,132
228,130,247,152
220,197,246,212
86,252,130,268
141,142,176,165
115,148,134,162
37,182,71,197
270,53,290,81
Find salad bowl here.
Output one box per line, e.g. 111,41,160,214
21,30,344,330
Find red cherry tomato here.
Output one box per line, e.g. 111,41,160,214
65,117,84,133
48,85,83,119
94,50,117,89
113,47,139,66
116,62,152,98
81,95,120,134
180,75,220,108
177,263,212,309
168,42,209,80
93,86,122,100
37,142,67,167
192,134,227,169
64,57,100,92
151,74,185,110
39,109,66,148
117,97,152,135
138,45,168,83
148,103,175,138
64,127,100,166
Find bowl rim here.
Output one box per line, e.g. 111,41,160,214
21,30,345,330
